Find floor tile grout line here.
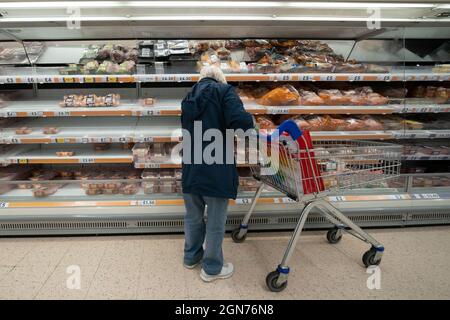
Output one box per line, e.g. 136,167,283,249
84,240,112,300
33,242,76,300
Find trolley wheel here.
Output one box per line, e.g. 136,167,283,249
326,227,342,244
266,271,287,292
231,228,247,243
362,247,381,267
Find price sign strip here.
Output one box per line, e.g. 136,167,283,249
0,73,449,84
3,193,449,209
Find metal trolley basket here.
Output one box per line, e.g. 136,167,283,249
231,120,402,292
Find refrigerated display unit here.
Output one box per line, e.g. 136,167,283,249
0,0,449,235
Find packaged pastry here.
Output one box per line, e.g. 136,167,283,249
33,185,60,197
435,87,449,104
303,115,332,131
15,127,32,134
366,93,389,106
255,115,275,129
56,151,75,157
342,90,366,106
43,127,58,134
356,115,384,131
299,90,324,106
425,86,437,99
317,89,350,105
121,183,138,195
257,85,299,106
141,98,156,106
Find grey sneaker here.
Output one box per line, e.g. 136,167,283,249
200,263,234,282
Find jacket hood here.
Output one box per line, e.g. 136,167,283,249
182,78,218,122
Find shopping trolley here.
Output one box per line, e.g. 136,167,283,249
231,120,402,292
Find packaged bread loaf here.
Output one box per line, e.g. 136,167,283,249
257,85,299,106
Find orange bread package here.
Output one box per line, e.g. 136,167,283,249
257,84,299,106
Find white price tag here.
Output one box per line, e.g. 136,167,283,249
139,75,157,82
235,198,252,205
267,107,290,114
146,163,161,169
142,136,154,142
436,132,450,138
159,75,175,82
37,76,53,83
300,75,313,81
57,111,70,117
329,196,346,202
79,158,95,164
5,111,17,117
421,193,440,199
0,202,9,208
350,75,362,81
145,109,161,116
270,74,292,81
281,197,296,204
176,75,193,82
140,200,156,206
30,111,43,117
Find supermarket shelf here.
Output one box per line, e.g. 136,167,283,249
0,99,392,117
392,130,450,139
0,145,133,165
396,104,450,113
1,189,450,235
5,100,450,118
0,117,183,143
0,189,448,209
5,117,450,143
0,70,449,84
402,154,450,161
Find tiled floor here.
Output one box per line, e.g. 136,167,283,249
1,226,449,299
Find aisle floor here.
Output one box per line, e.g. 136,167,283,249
0,226,449,300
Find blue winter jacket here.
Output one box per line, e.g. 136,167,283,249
181,77,254,199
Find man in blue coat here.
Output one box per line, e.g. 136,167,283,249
181,65,254,282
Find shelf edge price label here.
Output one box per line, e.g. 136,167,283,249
329,196,346,202
18,159,28,164
145,110,161,116
139,75,157,82
176,75,193,82
281,197,296,204
139,200,156,206
146,163,161,169
235,198,252,205
63,77,75,83
158,75,175,82
6,111,17,117
267,107,289,114
420,193,440,199
107,76,118,83
57,111,70,117
79,158,95,164
271,74,291,81
30,111,43,117
0,202,9,209
37,76,53,83
142,136,154,142
84,76,94,83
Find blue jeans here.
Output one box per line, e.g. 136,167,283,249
183,193,229,275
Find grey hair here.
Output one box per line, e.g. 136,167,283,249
199,65,227,84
